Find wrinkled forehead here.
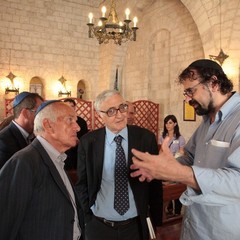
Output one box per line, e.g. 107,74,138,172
56,104,76,118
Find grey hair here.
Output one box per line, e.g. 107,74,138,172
94,89,120,111
34,102,62,135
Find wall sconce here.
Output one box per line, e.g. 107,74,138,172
58,76,71,97
209,48,229,66
209,0,229,65
5,49,19,95
5,71,19,95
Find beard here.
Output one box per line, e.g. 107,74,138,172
189,98,215,116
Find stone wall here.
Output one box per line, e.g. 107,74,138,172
0,0,99,118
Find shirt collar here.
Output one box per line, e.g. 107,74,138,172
203,92,238,123
12,120,29,139
36,136,67,163
219,92,238,120
105,126,128,144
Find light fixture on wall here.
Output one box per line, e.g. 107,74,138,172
58,49,71,98
78,88,84,99
58,76,71,97
209,0,229,65
5,49,19,95
87,0,138,45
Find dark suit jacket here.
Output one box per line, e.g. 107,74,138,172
65,116,89,170
0,122,28,169
0,139,84,240
75,125,163,240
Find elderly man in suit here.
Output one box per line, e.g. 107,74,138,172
0,100,83,240
0,91,43,169
75,90,163,240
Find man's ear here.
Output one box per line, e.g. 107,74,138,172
42,119,53,132
21,108,29,118
210,75,219,91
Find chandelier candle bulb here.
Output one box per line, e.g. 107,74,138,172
88,13,93,23
119,21,123,33
133,17,138,27
101,6,107,17
125,8,130,20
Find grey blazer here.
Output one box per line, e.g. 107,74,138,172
0,138,84,240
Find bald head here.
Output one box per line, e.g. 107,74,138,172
34,102,80,153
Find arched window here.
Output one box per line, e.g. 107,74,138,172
29,76,44,97
77,80,86,99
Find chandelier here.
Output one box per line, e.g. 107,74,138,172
87,0,138,45
209,0,229,65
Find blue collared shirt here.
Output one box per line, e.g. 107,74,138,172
91,127,138,221
178,92,240,240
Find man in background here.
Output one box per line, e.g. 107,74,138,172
0,91,43,169
0,100,83,240
126,101,136,125
63,98,89,170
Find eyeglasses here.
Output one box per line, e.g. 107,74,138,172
27,108,36,113
100,103,128,117
183,82,202,98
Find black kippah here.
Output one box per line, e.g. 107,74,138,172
189,59,222,71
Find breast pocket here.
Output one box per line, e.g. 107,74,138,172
206,140,230,168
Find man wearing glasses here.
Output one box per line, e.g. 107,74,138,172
75,89,163,240
131,59,240,240
0,91,43,169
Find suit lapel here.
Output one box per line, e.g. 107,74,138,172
127,126,138,166
9,122,28,148
32,139,72,204
94,128,106,183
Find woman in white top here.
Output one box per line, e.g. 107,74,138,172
159,115,185,216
